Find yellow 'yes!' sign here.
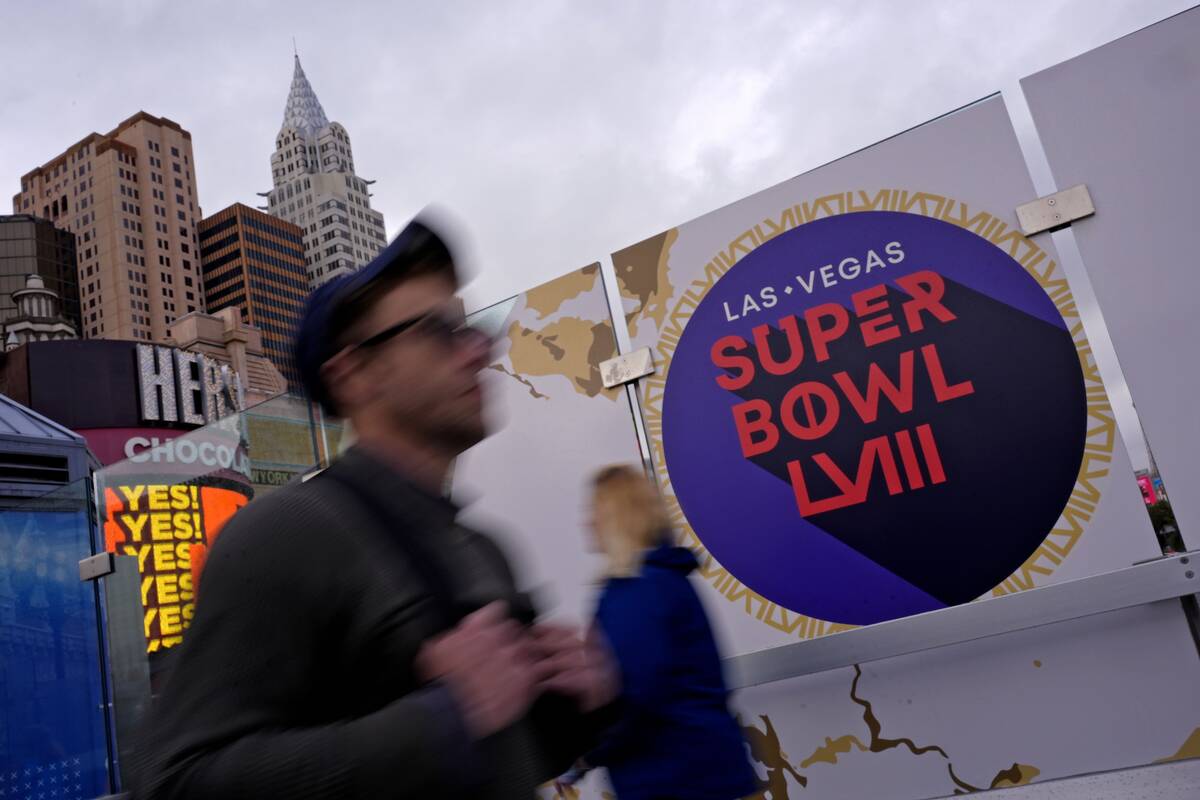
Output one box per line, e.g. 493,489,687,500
103,482,250,652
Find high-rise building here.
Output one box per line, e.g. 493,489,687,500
11,112,204,342
199,203,307,389
0,214,81,333
262,56,388,288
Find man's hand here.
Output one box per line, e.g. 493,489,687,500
531,622,620,713
415,602,540,738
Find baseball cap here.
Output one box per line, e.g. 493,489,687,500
293,215,457,414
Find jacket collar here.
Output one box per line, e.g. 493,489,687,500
643,543,699,574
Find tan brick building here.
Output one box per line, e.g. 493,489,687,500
164,307,288,405
199,204,307,390
12,112,204,343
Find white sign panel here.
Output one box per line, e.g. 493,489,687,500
1022,6,1200,537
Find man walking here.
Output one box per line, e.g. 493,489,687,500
134,216,617,798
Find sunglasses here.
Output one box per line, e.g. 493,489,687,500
354,308,492,352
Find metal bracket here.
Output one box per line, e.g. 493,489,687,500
79,552,115,582
724,551,1199,689
1015,183,1095,235
600,347,655,389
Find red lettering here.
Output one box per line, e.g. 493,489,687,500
852,284,901,347
916,423,946,484
895,270,956,332
711,335,755,390
894,429,924,490
832,351,915,424
780,382,840,441
732,399,779,457
752,316,805,375
921,343,974,401
804,303,850,363
788,435,903,516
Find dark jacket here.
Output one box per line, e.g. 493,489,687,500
590,544,757,800
133,447,603,799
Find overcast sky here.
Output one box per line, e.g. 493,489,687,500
2,0,1192,467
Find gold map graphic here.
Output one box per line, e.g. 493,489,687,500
612,228,677,338
543,663,1048,799
1157,726,1200,763
524,264,601,319
493,265,621,402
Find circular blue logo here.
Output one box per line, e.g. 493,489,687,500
662,211,1087,626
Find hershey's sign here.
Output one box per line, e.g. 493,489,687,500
136,344,245,425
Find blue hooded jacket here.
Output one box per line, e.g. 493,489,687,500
589,544,758,800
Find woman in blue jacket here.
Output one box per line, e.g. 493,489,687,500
561,464,757,800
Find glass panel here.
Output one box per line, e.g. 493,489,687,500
103,554,150,790
243,393,334,494
91,391,330,681
0,479,111,798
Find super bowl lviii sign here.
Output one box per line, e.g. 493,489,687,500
646,199,1103,630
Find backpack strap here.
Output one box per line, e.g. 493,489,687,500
319,467,463,632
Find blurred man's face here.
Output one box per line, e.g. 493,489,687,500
343,273,490,452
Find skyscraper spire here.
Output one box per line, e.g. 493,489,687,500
266,54,389,289
280,54,330,136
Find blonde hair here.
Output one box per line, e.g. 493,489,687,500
591,464,673,576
